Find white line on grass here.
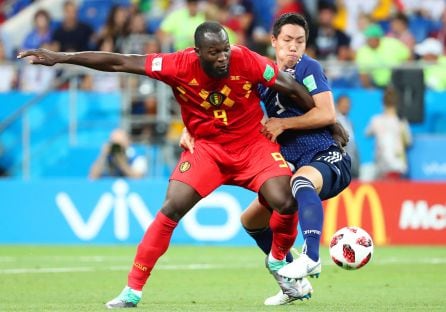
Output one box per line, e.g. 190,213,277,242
0,263,253,274
1,257,446,275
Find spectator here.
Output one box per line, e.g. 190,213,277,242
350,13,373,51
414,37,446,91
429,8,446,52
127,12,148,36
386,12,415,50
203,1,242,45
274,0,305,22
0,40,17,92
121,13,150,54
0,28,13,60
336,94,360,178
366,86,412,180
224,0,255,47
251,0,276,54
89,128,148,180
399,0,445,21
307,2,352,61
94,4,129,52
332,0,377,37
156,0,206,51
355,24,410,88
22,9,54,50
251,0,308,56
53,0,94,52
128,37,162,141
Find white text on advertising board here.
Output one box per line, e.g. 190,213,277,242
400,200,446,230
56,180,242,241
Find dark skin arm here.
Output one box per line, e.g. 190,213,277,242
17,49,313,106
18,49,348,147
272,71,315,111
17,48,147,75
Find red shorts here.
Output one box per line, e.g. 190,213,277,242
170,135,292,197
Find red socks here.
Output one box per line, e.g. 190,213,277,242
269,211,298,260
127,212,178,290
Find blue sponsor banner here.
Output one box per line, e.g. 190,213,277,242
0,179,304,246
408,136,446,180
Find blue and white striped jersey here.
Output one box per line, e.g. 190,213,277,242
259,54,335,168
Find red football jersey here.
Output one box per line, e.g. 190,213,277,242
144,45,279,145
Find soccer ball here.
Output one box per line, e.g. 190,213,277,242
329,226,374,270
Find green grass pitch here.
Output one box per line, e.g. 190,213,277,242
1,245,445,311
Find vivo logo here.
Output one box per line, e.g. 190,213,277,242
56,180,242,241
422,162,446,176
56,180,153,240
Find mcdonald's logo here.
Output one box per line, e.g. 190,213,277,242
323,184,387,246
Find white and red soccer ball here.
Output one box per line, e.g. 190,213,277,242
329,226,374,270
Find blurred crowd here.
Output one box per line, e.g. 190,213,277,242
1,0,446,91
0,0,443,179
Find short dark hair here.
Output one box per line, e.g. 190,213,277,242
383,86,398,108
392,12,409,26
272,13,309,41
194,21,227,47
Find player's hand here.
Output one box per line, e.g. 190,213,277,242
261,117,286,142
17,48,60,66
179,127,195,154
329,122,349,148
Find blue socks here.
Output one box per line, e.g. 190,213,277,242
291,176,323,262
244,227,293,263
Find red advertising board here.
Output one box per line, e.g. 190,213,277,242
322,181,446,245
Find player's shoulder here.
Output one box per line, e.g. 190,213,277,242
231,44,249,54
298,54,323,71
167,48,199,74
173,47,198,61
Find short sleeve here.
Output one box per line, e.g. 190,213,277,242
298,59,331,95
144,53,180,84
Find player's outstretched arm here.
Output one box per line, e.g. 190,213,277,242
17,48,147,75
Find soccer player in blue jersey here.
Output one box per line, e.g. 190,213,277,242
239,13,352,305
180,13,351,306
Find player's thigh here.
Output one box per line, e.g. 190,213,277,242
233,136,291,192
160,180,203,222
241,198,272,229
293,165,323,194
311,153,351,200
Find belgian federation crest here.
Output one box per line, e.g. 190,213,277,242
179,161,191,173
208,91,225,107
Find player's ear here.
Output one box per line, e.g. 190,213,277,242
194,47,200,55
271,35,277,48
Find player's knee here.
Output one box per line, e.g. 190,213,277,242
160,199,188,222
270,193,296,215
240,211,249,228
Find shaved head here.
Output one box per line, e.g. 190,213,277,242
194,21,228,48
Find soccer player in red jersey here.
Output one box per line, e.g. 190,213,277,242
18,21,315,308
